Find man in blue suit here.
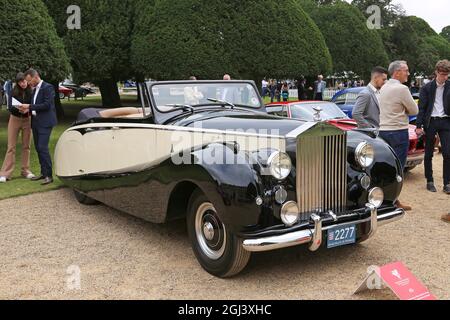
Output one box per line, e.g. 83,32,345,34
19,69,57,185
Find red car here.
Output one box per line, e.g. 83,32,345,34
266,101,425,171
58,86,73,100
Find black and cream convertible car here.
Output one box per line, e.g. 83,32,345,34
55,81,405,277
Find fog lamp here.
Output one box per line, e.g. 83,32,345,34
280,201,300,226
368,187,384,208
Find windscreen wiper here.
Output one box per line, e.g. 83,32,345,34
166,104,195,113
207,98,236,109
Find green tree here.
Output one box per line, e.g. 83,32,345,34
43,0,135,107
132,0,332,85
387,16,450,75
441,26,450,43
307,1,389,80
0,0,71,117
132,0,234,80
226,0,332,83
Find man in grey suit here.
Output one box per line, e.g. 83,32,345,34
352,67,388,128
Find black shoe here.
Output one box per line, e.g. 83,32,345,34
41,177,54,186
444,184,450,195
31,175,45,181
427,182,437,193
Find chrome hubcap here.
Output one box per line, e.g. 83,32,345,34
203,222,215,241
195,203,226,260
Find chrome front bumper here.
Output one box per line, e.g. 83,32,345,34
242,205,405,253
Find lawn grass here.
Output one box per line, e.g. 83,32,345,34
0,94,140,200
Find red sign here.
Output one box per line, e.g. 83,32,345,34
378,262,436,300
354,262,437,300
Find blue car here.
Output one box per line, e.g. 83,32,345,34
331,87,417,124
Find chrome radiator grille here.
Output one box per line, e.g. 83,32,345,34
296,133,347,221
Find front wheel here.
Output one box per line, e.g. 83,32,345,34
187,190,251,278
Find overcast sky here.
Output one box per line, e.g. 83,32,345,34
346,0,449,33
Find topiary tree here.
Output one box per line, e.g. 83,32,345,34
43,0,135,107
132,0,234,81
132,0,332,86
226,0,332,85
306,1,389,80
0,0,71,117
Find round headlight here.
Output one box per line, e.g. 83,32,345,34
268,152,292,180
281,201,300,226
368,187,384,208
355,142,375,168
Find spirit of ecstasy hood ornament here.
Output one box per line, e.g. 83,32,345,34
313,106,323,122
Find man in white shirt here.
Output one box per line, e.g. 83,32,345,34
261,78,268,98
313,75,326,101
19,69,57,185
417,60,450,199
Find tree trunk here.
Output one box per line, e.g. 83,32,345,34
99,79,121,107
50,81,64,119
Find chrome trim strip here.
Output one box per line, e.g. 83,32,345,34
68,122,285,139
242,208,405,252
286,122,317,139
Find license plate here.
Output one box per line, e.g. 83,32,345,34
327,224,356,249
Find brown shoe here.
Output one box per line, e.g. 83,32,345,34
395,200,412,211
442,214,450,223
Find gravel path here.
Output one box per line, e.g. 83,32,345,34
0,156,448,300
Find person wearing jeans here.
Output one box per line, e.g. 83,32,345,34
379,61,419,211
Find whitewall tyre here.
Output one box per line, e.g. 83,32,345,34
187,190,251,278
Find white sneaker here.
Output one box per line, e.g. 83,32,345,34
0,177,7,183
25,173,36,180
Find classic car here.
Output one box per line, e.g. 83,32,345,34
266,101,426,171
59,85,74,100
61,81,96,98
331,87,418,124
55,81,405,278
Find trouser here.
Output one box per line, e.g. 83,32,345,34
379,129,409,170
262,87,268,97
315,93,323,101
0,115,32,179
424,117,450,185
32,126,53,178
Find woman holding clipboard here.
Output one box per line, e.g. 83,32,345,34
0,73,36,183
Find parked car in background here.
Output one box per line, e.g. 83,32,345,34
331,87,418,124
124,80,137,88
61,81,96,99
55,81,406,277
266,101,426,171
58,86,73,100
